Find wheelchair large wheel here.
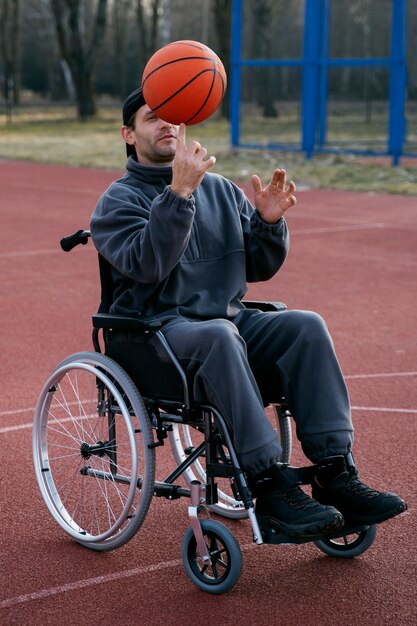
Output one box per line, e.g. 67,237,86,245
315,524,377,558
182,519,242,594
33,352,156,552
168,404,292,519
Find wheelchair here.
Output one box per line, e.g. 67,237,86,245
32,229,377,594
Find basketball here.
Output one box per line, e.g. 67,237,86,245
142,40,227,125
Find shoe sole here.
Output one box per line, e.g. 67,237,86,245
340,501,407,527
257,511,344,539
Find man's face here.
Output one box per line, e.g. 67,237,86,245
123,105,179,166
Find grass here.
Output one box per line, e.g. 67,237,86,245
0,105,416,194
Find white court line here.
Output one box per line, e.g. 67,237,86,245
346,371,417,380
1,370,416,434
291,223,385,235
287,212,364,225
0,559,182,609
1,544,256,609
2,406,416,435
1,370,412,419
1,180,105,196
0,406,36,417
0,400,94,434
0,398,91,419
0,249,58,259
351,406,417,414
0,247,92,260
0,421,33,434
1,370,413,418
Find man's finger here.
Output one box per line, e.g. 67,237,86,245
271,168,286,188
277,169,287,190
288,180,296,193
203,155,216,170
197,146,208,160
177,123,186,146
189,140,202,153
252,174,263,194
270,169,282,186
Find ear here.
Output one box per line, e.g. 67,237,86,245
121,125,135,147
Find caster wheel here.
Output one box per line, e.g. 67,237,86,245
315,524,377,558
182,519,242,594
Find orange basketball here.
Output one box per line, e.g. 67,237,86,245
142,40,227,125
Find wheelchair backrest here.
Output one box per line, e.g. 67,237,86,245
97,253,115,313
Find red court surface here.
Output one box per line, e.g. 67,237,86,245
0,161,416,625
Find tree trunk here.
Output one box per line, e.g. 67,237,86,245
72,62,96,118
50,0,108,120
0,0,21,107
212,0,231,118
253,0,278,118
137,0,161,70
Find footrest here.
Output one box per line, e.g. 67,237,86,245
260,522,370,545
316,523,370,539
260,525,314,545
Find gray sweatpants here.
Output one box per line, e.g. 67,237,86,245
161,309,353,476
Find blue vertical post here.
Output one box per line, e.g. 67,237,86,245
388,0,407,166
318,0,329,149
230,0,243,148
302,0,322,158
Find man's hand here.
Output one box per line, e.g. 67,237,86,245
171,124,216,198
251,169,297,224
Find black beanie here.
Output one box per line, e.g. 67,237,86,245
122,87,146,157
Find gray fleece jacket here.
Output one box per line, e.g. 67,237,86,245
90,157,289,321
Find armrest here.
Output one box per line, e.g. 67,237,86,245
92,313,162,332
243,300,287,312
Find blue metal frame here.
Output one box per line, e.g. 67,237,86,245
230,0,412,165
388,0,407,165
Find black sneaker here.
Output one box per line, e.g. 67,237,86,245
312,456,407,526
252,464,344,538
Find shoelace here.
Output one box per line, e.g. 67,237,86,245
344,474,381,500
273,486,321,510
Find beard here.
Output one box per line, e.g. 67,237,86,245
153,143,176,162
137,137,177,165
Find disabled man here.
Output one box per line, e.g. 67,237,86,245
90,88,407,538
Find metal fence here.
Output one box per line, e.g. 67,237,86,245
230,0,416,165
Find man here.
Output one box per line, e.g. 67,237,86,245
90,87,406,539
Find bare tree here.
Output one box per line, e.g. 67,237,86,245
212,0,231,118
49,0,108,120
252,0,279,117
0,0,21,107
137,0,161,66
111,0,134,99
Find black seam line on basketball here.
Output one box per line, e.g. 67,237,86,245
168,41,209,51
142,56,215,87
184,70,217,124
185,65,226,124
218,71,226,98
149,69,218,116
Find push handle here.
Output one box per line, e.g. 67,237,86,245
60,229,90,252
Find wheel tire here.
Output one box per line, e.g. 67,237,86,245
315,524,377,558
33,352,156,551
182,519,242,594
168,404,292,519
